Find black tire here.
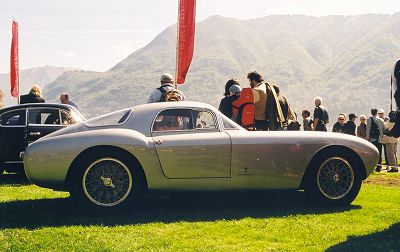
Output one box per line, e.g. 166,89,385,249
69,149,145,211
305,151,362,206
0,164,4,175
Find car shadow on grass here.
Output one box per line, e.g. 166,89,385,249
0,173,30,186
0,190,361,229
326,222,400,251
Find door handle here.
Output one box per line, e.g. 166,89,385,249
154,139,163,145
29,132,41,136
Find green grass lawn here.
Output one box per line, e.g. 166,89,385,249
0,173,399,251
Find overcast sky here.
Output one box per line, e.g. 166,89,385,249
0,0,400,74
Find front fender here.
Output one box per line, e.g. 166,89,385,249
24,128,150,188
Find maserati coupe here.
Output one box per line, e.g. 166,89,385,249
23,102,378,210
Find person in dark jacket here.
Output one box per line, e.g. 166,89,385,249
218,79,241,118
343,113,358,135
332,114,346,133
20,85,45,104
393,58,400,109
312,96,329,131
357,115,367,139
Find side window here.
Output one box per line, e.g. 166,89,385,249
28,108,61,125
194,110,217,130
153,109,193,131
0,109,26,126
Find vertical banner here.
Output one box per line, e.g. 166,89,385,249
10,20,19,98
176,0,196,84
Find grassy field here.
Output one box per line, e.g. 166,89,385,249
0,173,399,251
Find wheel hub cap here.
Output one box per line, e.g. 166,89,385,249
317,157,354,200
100,176,115,188
82,158,133,207
333,174,339,182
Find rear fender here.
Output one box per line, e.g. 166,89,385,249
299,145,366,190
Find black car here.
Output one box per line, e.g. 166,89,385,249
0,103,85,174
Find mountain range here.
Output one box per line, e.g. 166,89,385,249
0,66,76,107
40,14,400,120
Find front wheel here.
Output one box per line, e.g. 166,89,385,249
70,150,144,210
306,153,362,206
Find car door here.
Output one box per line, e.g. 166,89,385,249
152,108,231,178
25,107,68,144
0,108,27,162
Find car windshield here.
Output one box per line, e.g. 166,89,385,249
219,112,242,130
83,108,132,127
68,109,85,124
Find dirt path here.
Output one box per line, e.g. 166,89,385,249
363,173,400,187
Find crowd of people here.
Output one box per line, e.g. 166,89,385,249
147,71,399,173
320,108,398,172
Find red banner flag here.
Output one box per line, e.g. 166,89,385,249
176,0,196,84
10,20,19,98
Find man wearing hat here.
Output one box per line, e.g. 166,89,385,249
342,113,358,135
148,73,185,103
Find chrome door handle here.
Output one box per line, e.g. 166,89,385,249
29,132,41,136
154,139,163,145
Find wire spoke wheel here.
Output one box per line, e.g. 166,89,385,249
317,157,354,200
82,158,133,207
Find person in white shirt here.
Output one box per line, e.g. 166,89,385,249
381,120,399,172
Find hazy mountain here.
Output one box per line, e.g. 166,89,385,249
44,13,400,120
0,66,77,107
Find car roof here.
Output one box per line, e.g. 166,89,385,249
132,101,217,112
0,103,76,113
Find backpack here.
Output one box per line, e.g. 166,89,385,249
158,87,183,102
287,121,301,131
282,97,301,131
318,106,329,124
232,88,255,129
369,117,380,140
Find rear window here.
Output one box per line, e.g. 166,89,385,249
0,109,26,126
84,108,132,127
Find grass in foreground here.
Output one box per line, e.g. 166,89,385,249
0,173,399,251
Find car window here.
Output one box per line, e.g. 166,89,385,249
153,109,193,131
0,109,26,126
28,108,61,125
194,110,217,130
60,110,77,125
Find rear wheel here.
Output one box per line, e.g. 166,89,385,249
70,150,144,210
306,152,362,206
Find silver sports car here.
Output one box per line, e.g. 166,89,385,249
24,102,378,209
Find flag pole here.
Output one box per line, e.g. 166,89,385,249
175,0,180,89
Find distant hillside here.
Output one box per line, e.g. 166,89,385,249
45,13,400,119
0,66,77,107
